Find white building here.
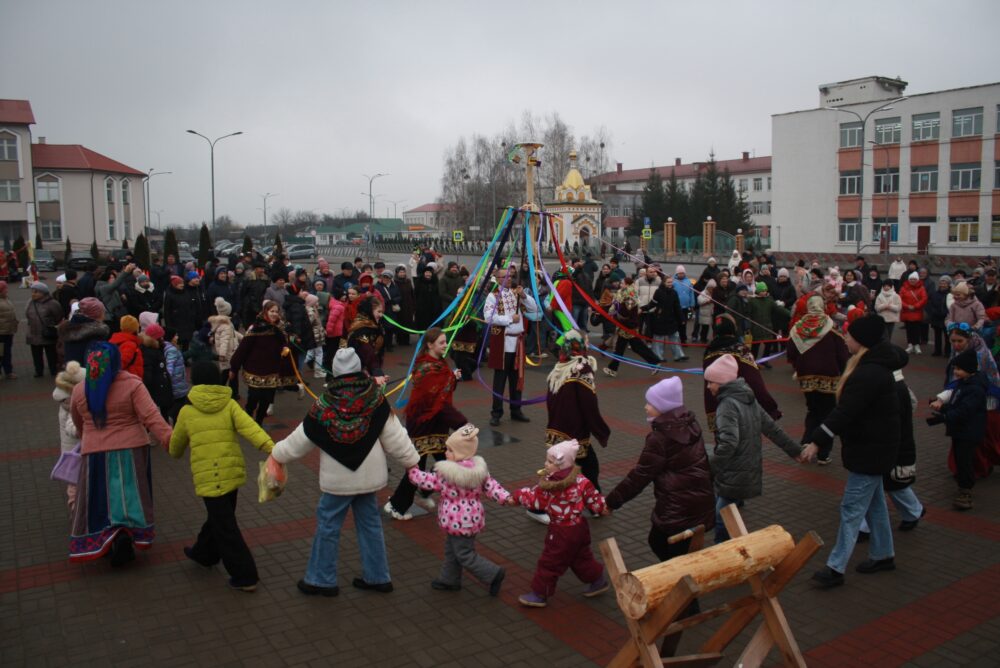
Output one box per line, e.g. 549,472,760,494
773,77,1000,256
402,203,451,232
0,100,36,248
544,150,602,249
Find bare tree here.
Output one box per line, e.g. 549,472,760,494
271,207,294,230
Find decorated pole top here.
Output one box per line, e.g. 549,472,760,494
507,142,544,211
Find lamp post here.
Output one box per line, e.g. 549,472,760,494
261,192,278,229
869,140,892,253
186,130,243,235
363,173,388,221
154,210,164,228
824,97,907,254
387,199,407,218
143,169,171,235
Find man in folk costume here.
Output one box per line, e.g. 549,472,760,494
534,330,609,525
484,267,537,427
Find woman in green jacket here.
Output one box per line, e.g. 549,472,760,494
169,362,274,592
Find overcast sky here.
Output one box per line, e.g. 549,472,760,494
5,0,999,230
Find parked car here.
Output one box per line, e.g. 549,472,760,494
108,248,132,264
286,244,317,260
33,249,56,271
66,252,95,270
178,251,196,265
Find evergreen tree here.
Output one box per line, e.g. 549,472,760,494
89,240,100,261
134,233,151,270
64,237,72,263
242,235,253,255
633,168,668,237
164,229,179,259
663,170,692,236
35,231,43,251
121,238,129,250
197,224,212,268
273,233,283,259
14,236,28,269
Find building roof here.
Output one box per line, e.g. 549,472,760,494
32,144,145,176
591,155,771,186
314,218,408,235
405,203,455,214
0,99,35,125
773,79,1000,118
603,216,630,228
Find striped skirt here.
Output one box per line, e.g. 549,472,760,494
69,446,155,562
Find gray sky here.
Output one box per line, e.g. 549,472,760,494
5,0,999,230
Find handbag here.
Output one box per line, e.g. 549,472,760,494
589,312,602,327
51,443,83,484
34,301,58,340
889,464,916,485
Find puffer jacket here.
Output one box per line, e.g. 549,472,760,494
325,298,346,338
636,275,661,308
53,385,80,453
946,296,986,329
874,289,902,323
927,287,950,328
605,407,715,533
109,330,144,378
711,378,802,499
938,372,988,443
208,314,241,368
809,341,901,475
59,315,110,365
70,371,173,454
0,295,18,335
163,341,190,398
283,292,315,351
95,272,132,324
168,384,273,497
25,294,64,345
408,456,511,536
898,281,927,323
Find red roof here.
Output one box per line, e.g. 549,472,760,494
0,99,35,125
592,155,771,186
31,144,145,176
603,216,630,228
405,202,455,214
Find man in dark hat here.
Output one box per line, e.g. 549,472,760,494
332,261,355,300
239,260,270,326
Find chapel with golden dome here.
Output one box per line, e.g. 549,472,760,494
545,150,603,250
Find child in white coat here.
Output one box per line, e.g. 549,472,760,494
874,279,902,341
52,361,85,509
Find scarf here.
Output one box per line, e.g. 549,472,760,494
547,355,597,394
405,353,457,426
84,342,121,428
348,315,379,336
302,373,390,471
791,295,835,354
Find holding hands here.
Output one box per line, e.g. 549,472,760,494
798,443,819,464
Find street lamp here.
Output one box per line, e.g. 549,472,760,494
143,169,171,235
824,97,907,253
261,192,278,229
363,173,388,221
154,210,164,228
186,129,243,235
869,140,893,252
387,199,407,218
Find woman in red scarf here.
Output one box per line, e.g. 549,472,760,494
384,327,466,520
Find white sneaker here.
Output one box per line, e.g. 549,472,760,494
415,496,437,511
313,368,325,379
526,510,550,525
384,502,412,521
914,345,922,355
266,404,274,416
905,345,914,353
602,367,617,378
297,383,306,400
649,364,661,376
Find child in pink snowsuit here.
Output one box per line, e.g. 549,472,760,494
408,424,511,595
511,439,610,607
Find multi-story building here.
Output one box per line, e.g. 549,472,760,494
773,76,1000,256
0,100,36,247
402,203,451,232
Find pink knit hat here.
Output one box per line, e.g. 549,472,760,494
445,424,479,461
645,376,684,414
547,439,579,469
704,354,739,384
674,265,686,275
77,297,105,321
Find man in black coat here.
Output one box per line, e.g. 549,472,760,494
239,262,270,327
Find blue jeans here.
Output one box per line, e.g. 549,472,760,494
572,303,589,333
860,486,923,531
827,473,894,574
714,496,744,543
304,492,390,588
652,334,683,362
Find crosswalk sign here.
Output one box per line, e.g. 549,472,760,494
453,230,464,242
642,228,652,239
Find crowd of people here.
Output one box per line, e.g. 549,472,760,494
1,241,998,646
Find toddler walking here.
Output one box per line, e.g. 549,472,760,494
52,361,85,509
510,439,610,608
407,424,510,595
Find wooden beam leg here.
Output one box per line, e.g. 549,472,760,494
699,603,760,654
764,531,824,598
720,503,749,539
735,622,775,668
758,597,807,667
638,576,699,644
600,538,664,668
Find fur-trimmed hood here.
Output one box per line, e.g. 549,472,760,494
434,456,489,489
538,466,581,491
61,316,110,342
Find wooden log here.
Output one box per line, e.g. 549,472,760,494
615,525,794,620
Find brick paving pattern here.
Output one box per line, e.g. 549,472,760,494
1,285,998,666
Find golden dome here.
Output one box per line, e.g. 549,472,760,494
562,168,585,190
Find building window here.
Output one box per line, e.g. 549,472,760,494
0,135,16,161
41,220,61,241
838,219,859,243
839,171,861,195
623,206,632,216
108,218,116,240
767,177,772,191
874,117,901,144
950,163,981,191
105,178,115,204
121,179,130,205
123,219,131,240
753,177,763,191
910,166,938,193
874,168,900,194
840,122,863,148
610,206,620,216
948,217,978,243
750,201,765,215
952,107,983,138
912,112,940,141
37,180,60,201
871,218,899,242
993,216,1000,244
765,201,772,214
0,179,20,201
738,178,748,191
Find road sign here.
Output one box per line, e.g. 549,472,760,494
643,217,651,227
642,228,652,239
453,230,464,242
469,226,481,231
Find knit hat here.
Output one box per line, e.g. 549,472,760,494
847,313,885,348
186,271,200,282
547,439,580,470
704,354,739,384
30,281,49,293
951,281,971,296
645,377,683,414
755,281,768,293
445,424,479,461
674,265,686,275
908,271,920,282
144,323,164,341
77,297,105,321
381,270,393,278
120,315,139,334
778,267,790,278
331,347,362,377
938,275,953,286
170,275,183,288
736,283,749,293
56,274,66,284
341,261,353,270
953,349,979,374
191,361,222,386
55,361,85,393
304,293,318,307
139,311,159,331
137,273,150,284
214,297,232,316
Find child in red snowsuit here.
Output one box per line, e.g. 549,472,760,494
510,439,610,607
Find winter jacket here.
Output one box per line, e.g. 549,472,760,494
164,341,190,398
263,283,287,311
53,385,80,453
673,275,696,310
70,371,173,454
325,299,346,339
605,408,715,534
927,287,950,328
109,330,144,379
888,261,907,281
726,294,754,334
239,276,269,324
947,296,986,329
413,274,443,330
59,316,109,365
229,320,296,389
125,284,158,319
938,372,988,443
204,280,238,317
976,282,1000,310
140,343,173,414
645,283,683,336
439,271,465,308
747,295,789,342
306,304,326,348
163,285,203,342
408,457,511,536
283,292,315,351
874,289,902,323
95,272,132,325
636,275,661,308
25,295,63,345
711,379,802,499
898,281,927,323
0,296,19,335
169,384,273,497
885,365,917,492
771,279,797,311
513,469,606,526
208,314,241,368
809,341,902,475
55,282,79,317
270,412,419,495
394,276,415,330
696,288,714,326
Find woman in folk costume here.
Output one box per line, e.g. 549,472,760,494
69,342,173,566
786,295,850,465
228,300,297,425
346,295,388,383
545,330,610,496
384,327,466,521
601,278,662,377
702,314,780,432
